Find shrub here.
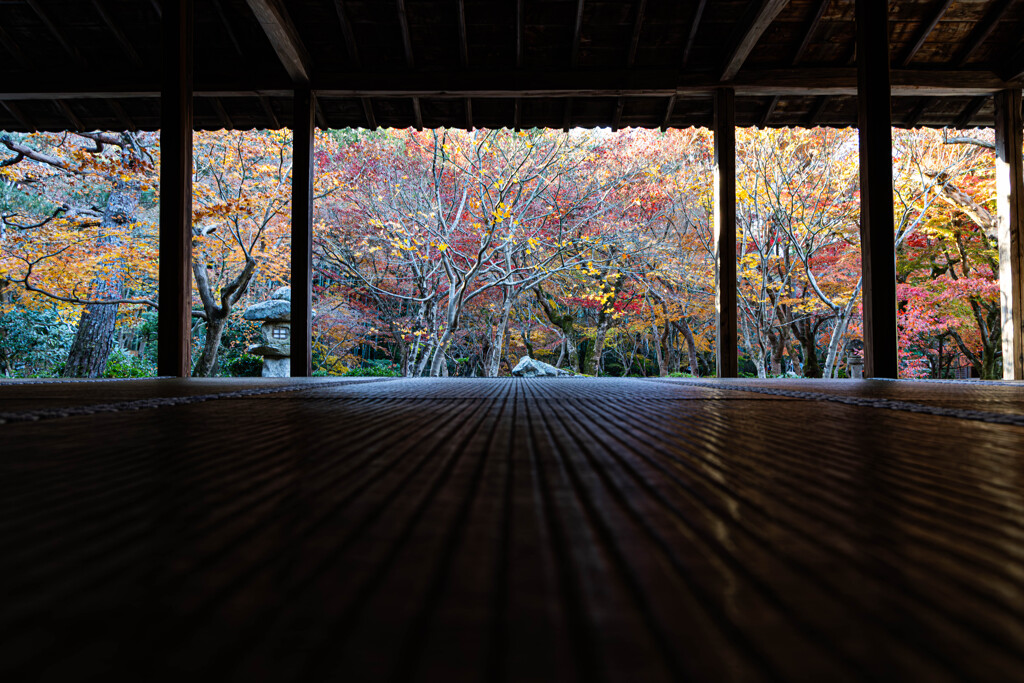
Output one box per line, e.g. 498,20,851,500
344,360,400,377
103,347,156,378
224,352,264,377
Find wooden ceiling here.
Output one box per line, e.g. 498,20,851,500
1,0,1022,132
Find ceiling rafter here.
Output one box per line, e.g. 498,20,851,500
955,0,1015,66
457,0,468,67
258,95,281,129
55,100,83,131
681,0,708,69
804,96,828,127
361,98,378,129
1,101,30,129
465,98,473,130
332,0,361,65
905,96,931,127
954,95,987,128
0,24,27,67
27,0,83,64
244,0,311,84
660,94,676,130
211,98,234,129
759,96,777,127
395,0,423,130
901,0,953,67
720,0,790,82
571,0,585,67
107,99,135,131
793,0,830,65
90,0,143,68
211,0,244,56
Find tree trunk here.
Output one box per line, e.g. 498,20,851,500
672,318,700,377
62,180,141,377
484,295,514,377
192,315,227,377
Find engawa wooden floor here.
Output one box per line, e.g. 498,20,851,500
3,377,1024,682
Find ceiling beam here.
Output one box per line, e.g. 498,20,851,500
572,0,585,67
900,0,952,67
107,99,135,131
1002,44,1024,82
211,0,244,56
720,0,790,82
397,0,414,67
681,0,708,69
759,95,778,127
259,95,281,128
361,98,377,129
954,95,988,128
211,98,234,129
332,1,361,65
1,101,30,129
804,96,828,127
27,0,83,64
792,0,830,65
244,0,311,84
457,0,468,66
465,98,473,129
412,97,423,129
0,68,1013,101
627,0,648,67
55,100,83,130
91,1,143,68
517,0,525,68
955,0,1014,66
660,94,675,130
904,97,931,127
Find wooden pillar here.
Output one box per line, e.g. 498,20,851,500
290,87,315,377
994,88,1024,380
714,88,738,378
855,0,898,378
157,0,193,377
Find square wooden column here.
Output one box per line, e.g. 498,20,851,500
290,88,315,377
994,88,1024,380
855,0,898,378
158,0,193,377
714,88,738,378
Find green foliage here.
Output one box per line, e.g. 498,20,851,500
344,359,400,377
224,352,264,377
103,346,156,378
667,371,693,378
0,306,76,377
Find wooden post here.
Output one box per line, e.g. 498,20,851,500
290,87,314,377
855,0,898,379
714,88,738,378
994,88,1024,380
158,0,193,377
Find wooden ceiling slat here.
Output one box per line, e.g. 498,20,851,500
26,0,83,64
681,0,708,69
211,0,245,56
107,99,135,132
259,95,281,129
332,0,361,65
720,0,790,81
457,0,469,66
792,0,831,65
900,0,953,67
955,0,1016,66
244,0,311,83
955,95,988,128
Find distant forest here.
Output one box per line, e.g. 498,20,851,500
0,125,1002,378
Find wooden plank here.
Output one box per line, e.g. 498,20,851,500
245,0,310,83
457,0,468,66
0,68,1014,101
994,89,1024,380
626,0,648,67
792,0,831,65
720,0,790,82
681,0,708,69
572,0,585,67
158,0,194,378
956,0,1015,66
900,0,953,67
955,95,987,128
856,0,897,379
714,88,737,378
290,88,314,378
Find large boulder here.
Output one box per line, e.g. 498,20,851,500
262,357,290,377
511,356,571,378
242,298,290,322
270,286,291,301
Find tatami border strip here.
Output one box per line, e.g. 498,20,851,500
665,380,1024,427
0,378,396,425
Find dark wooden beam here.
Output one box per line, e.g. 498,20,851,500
572,0,585,67
517,0,525,68
904,96,931,127
514,98,521,131
465,98,473,130
994,88,1024,379
759,95,778,127
412,96,424,130
0,24,27,67
55,101,83,131
91,0,143,68
332,0,361,65
900,0,952,67
805,96,828,127
681,0,708,69
563,98,573,132
627,0,648,67
856,0,897,379
107,99,135,131
259,95,281,128
211,98,234,129
792,0,831,65
0,101,29,129
1,68,1014,102
714,88,737,378
1004,45,1024,82
361,98,377,129
211,0,245,56
660,94,676,130
26,0,83,63
720,0,789,82
291,88,314,378
457,0,468,66
158,0,194,378
955,0,1014,66
954,95,987,128
612,98,624,131
397,0,414,67
245,0,311,83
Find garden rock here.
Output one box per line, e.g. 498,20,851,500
512,356,571,377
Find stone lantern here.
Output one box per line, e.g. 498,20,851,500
242,286,292,377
